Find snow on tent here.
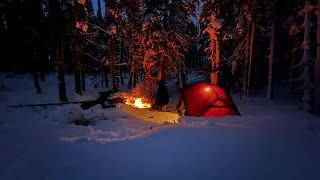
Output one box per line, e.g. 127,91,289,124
178,82,240,117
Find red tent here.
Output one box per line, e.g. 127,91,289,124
178,82,240,117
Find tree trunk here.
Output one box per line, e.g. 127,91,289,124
289,38,298,92
40,72,45,81
110,58,117,91
73,32,82,95
111,67,117,91
110,37,118,91
133,71,137,87
33,72,42,94
100,63,104,88
128,55,135,89
81,70,86,91
243,29,251,95
314,1,320,114
104,66,109,88
119,40,124,86
211,37,220,85
301,0,313,112
32,50,42,94
246,20,255,96
177,61,184,89
50,0,68,102
57,16,68,102
195,24,199,69
267,20,276,100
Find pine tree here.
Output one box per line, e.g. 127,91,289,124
297,0,314,112
70,0,88,94
267,0,278,100
49,0,68,101
202,15,222,85
201,0,239,86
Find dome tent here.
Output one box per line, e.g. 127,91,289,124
177,82,240,117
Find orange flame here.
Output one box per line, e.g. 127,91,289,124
125,98,151,109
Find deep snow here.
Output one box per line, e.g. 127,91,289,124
0,73,320,180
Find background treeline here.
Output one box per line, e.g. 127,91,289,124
0,0,319,114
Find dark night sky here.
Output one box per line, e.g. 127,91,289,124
92,0,105,16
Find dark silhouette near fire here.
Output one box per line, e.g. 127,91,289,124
153,80,170,111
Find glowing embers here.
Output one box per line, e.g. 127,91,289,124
125,98,152,109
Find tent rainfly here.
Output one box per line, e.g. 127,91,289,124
177,82,240,117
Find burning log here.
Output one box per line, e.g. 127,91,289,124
125,98,152,109
115,79,157,109
117,79,170,110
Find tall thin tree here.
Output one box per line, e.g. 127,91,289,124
49,0,68,102
315,0,320,114
267,0,277,100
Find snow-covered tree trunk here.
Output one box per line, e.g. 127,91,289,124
268,19,276,99
300,0,313,112
315,0,320,114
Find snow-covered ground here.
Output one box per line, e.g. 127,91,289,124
0,73,320,180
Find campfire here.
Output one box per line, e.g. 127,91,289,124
125,97,152,109
118,82,155,109
115,83,178,124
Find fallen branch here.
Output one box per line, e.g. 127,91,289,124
9,90,121,110
9,101,84,107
